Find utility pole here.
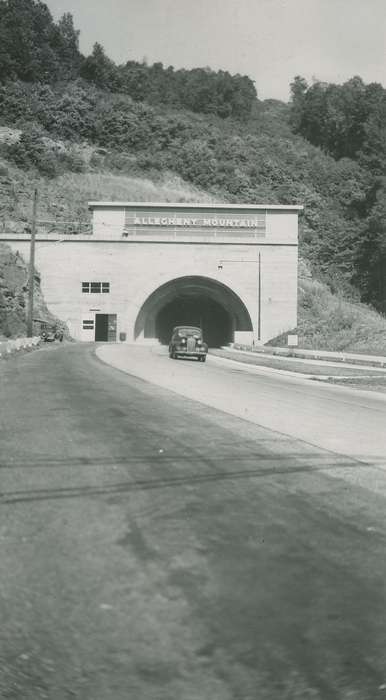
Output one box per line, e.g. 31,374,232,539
27,188,38,337
257,251,261,342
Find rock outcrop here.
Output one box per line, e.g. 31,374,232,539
0,242,63,338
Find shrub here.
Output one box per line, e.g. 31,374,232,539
5,127,59,176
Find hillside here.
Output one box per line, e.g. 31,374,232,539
0,0,385,349
0,152,217,234
278,261,386,354
0,82,370,297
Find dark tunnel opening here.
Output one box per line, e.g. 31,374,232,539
134,276,253,345
155,295,233,347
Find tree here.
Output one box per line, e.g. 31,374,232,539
359,91,386,176
289,75,308,131
354,182,386,311
0,0,59,81
55,12,81,80
289,75,386,162
80,43,120,90
119,60,151,101
0,0,81,82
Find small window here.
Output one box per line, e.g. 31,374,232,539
83,319,94,330
82,281,109,294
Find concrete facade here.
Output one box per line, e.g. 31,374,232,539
3,202,302,345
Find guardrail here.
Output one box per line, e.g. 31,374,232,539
0,336,41,359
231,343,386,368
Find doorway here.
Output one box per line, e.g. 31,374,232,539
95,314,117,342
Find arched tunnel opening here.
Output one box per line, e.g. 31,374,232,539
155,295,233,347
134,276,253,347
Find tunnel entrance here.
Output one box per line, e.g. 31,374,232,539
134,275,253,346
156,295,232,347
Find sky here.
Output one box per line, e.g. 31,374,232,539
46,0,386,102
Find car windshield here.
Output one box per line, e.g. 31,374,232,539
177,327,201,337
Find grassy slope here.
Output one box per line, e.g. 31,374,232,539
0,156,217,232
296,276,386,354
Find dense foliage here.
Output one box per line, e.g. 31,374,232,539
80,45,256,120
0,0,80,81
0,0,256,120
290,75,386,171
290,76,386,312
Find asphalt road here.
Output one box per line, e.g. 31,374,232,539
98,344,386,468
1,343,386,700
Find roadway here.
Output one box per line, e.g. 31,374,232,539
1,343,386,699
98,344,386,469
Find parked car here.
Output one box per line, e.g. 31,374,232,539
41,326,64,342
168,326,208,362
34,319,64,343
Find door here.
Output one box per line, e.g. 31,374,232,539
95,314,108,341
107,314,117,342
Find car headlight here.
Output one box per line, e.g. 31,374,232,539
181,338,186,344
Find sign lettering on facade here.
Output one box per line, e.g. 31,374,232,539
123,209,266,240
132,216,265,228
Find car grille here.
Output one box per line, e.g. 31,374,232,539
186,337,196,352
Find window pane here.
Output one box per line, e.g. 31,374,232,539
82,282,89,293
90,282,101,293
102,282,110,293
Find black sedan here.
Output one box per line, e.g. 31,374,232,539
168,326,208,362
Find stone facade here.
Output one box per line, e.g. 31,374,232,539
3,202,302,345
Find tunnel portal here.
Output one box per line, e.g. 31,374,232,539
134,275,253,347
